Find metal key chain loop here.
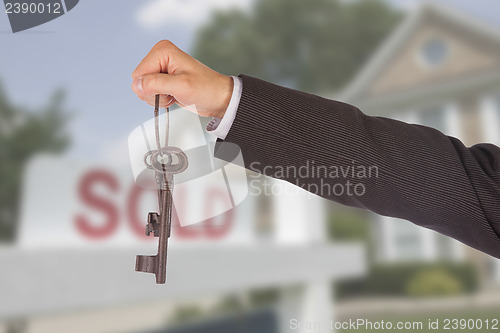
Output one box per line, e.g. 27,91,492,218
144,149,172,170
144,147,188,174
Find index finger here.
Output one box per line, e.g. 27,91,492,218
132,40,175,80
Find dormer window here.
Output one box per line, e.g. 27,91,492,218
420,37,449,68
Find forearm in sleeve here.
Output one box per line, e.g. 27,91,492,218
216,74,500,258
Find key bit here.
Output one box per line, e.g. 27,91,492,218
145,212,160,237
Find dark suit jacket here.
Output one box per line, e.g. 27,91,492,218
216,74,500,259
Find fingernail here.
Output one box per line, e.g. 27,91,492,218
133,77,143,93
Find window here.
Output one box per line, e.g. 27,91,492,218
435,233,454,259
494,96,500,127
481,95,500,144
393,220,422,259
419,106,446,132
488,95,500,144
420,37,449,68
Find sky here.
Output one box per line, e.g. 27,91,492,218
1,0,500,162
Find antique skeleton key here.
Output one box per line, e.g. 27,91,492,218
135,95,188,284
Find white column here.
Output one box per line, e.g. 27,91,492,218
449,238,465,261
273,180,326,244
480,96,500,144
378,216,396,263
301,281,332,333
421,228,437,261
273,179,331,332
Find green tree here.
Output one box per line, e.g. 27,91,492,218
194,0,401,93
0,83,70,242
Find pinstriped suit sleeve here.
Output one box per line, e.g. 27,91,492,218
216,74,500,259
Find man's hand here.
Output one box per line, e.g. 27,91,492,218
132,40,233,118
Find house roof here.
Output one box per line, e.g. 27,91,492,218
340,1,500,106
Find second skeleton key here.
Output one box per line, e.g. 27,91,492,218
135,95,188,284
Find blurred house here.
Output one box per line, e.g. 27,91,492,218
342,2,500,286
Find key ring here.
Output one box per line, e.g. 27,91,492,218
144,147,189,174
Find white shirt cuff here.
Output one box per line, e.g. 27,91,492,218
206,76,242,140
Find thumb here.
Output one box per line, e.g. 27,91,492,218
132,73,181,96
